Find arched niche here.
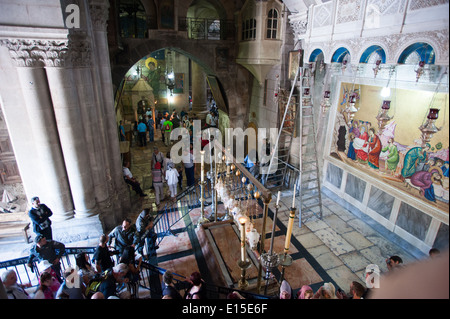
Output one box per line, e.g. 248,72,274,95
397,42,436,65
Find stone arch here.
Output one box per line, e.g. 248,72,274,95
358,44,387,64
308,48,325,63
396,41,436,65
331,46,352,63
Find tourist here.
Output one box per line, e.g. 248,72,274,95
27,234,65,281
184,271,207,299
165,162,179,198
34,272,55,299
162,270,182,299
92,234,115,273
386,255,403,272
28,196,53,240
122,161,147,198
296,285,313,299
137,119,147,147
1,269,30,299
152,162,165,207
107,218,139,258
314,282,338,299
151,146,165,169
135,208,158,258
98,263,131,299
76,252,97,286
55,267,85,299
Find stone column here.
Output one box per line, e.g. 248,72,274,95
44,42,98,218
191,61,209,119
89,0,130,228
1,39,74,221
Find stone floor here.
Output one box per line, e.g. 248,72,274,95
0,128,428,297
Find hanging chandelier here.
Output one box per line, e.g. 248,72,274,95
415,61,425,82
320,90,331,114
373,60,382,78
418,67,448,145
375,100,392,131
419,108,440,145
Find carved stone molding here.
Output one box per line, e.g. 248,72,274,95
67,32,92,67
0,39,69,67
304,28,449,64
89,0,110,31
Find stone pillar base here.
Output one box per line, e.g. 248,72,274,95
51,214,104,245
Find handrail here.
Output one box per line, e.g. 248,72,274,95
214,141,272,203
0,247,270,299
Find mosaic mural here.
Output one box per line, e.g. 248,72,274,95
330,82,449,212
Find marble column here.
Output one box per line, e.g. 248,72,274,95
191,61,209,119
89,0,130,228
45,64,98,218
68,32,110,207
1,39,74,222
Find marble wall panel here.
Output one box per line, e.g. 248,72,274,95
326,163,343,188
367,186,395,219
433,222,449,251
345,173,366,203
396,202,432,241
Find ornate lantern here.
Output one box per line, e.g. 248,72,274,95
419,108,440,145
376,100,393,131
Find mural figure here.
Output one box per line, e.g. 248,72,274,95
381,138,399,174
347,133,356,160
368,128,382,169
353,124,369,163
401,144,430,178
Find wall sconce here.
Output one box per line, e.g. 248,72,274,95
375,100,392,131
320,90,331,114
373,60,381,78
415,61,425,82
419,108,441,145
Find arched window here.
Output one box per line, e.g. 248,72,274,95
119,0,148,38
266,9,278,39
242,18,256,40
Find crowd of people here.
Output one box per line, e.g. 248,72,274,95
2,107,447,300
122,107,219,208
3,202,445,300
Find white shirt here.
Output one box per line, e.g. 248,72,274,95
165,168,179,185
123,167,133,179
206,113,216,126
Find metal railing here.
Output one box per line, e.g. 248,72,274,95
0,247,269,299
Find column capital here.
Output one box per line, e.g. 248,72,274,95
89,0,110,31
1,34,93,68
0,38,68,67
67,32,92,67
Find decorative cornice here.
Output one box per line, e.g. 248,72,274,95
0,39,68,67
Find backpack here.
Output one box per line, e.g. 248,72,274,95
85,269,111,298
165,122,171,131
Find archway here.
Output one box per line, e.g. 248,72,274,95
359,45,386,64
397,42,436,65
331,47,351,63
114,47,231,147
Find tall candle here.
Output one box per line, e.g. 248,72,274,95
200,150,205,182
239,217,247,262
292,185,296,208
284,209,295,254
276,191,281,206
